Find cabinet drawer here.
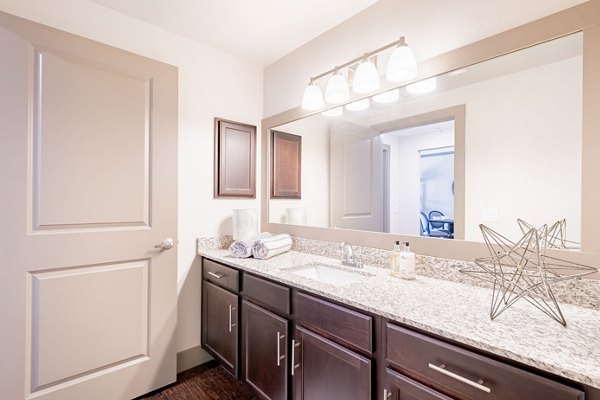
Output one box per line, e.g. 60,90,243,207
385,368,451,400
386,323,584,400
243,274,290,316
295,292,372,354
203,259,239,292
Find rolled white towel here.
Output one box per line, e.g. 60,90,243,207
252,234,293,260
229,232,272,258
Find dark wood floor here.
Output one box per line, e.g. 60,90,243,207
137,361,257,400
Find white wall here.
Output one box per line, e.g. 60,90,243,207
0,0,263,365
263,0,587,117
381,129,454,236
268,116,330,228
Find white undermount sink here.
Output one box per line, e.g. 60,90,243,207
288,264,372,286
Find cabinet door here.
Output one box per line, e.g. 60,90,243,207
202,281,239,376
384,368,451,400
293,327,371,400
242,300,288,400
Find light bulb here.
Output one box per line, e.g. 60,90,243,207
301,82,324,110
407,77,437,94
373,89,400,104
325,73,349,103
386,38,418,83
352,59,380,94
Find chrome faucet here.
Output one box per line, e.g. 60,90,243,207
340,242,363,268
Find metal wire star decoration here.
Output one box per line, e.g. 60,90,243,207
517,218,581,250
461,223,597,327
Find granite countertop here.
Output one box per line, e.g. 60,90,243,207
198,248,600,389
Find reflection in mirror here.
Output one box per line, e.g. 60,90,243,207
268,32,582,246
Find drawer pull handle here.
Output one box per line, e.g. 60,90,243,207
428,363,491,393
276,332,285,367
291,340,301,376
208,271,224,279
228,305,236,332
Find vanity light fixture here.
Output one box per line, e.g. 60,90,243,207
301,36,418,108
345,98,370,111
373,88,400,104
386,36,418,82
407,77,437,94
321,106,343,117
301,79,324,110
352,57,380,94
325,70,350,103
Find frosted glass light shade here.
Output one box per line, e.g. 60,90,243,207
232,208,258,240
407,77,437,94
386,44,418,82
352,60,380,94
321,106,343,117
325,73,349,103
373,89,400,104
345,98,370,111
301,83,324,110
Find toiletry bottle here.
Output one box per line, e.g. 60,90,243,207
399,242,416,280
389,240,401,276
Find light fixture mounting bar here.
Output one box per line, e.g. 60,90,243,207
309,37,406,82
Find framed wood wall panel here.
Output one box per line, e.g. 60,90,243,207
271,130,301,199
214,118,256,198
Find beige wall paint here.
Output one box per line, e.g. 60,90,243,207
263,0,587,117
0,0,263,364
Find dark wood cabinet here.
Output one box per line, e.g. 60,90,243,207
201,257,589,400
242,300,289,400
384,368,451,400
293,327,371,400
385,323,585,400
202,281,239,376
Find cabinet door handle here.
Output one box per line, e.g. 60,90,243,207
276,332,285,367
383,389,392,399
291,339,301,376
208,271,224,279
428,363,491,393
228,305,237,332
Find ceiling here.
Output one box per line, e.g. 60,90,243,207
88,0,379,66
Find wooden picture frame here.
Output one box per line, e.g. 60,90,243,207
214,118,256,198
271,130,302,199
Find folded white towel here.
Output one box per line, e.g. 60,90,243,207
252,234,293,260
229,233,272,258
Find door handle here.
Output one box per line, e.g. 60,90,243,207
276,332,285,367
154,238,175,250
291,339,301,376
228,305,237,332
428,363,491,393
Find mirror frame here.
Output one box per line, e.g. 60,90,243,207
261,0,600,270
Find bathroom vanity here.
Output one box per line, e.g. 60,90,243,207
198,248,599,400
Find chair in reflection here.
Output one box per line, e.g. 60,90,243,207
420,212,452,238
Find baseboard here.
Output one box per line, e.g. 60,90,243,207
177,345,213,373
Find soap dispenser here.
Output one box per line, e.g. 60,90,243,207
398,241,416,280
389,240,401,276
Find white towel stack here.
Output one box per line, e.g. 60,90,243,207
252,234,293,260
229,232,272,258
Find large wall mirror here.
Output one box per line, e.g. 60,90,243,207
269,32,582,245
261,1,600,263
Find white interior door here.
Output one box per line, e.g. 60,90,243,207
0,13,178,400
330,120,383,232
